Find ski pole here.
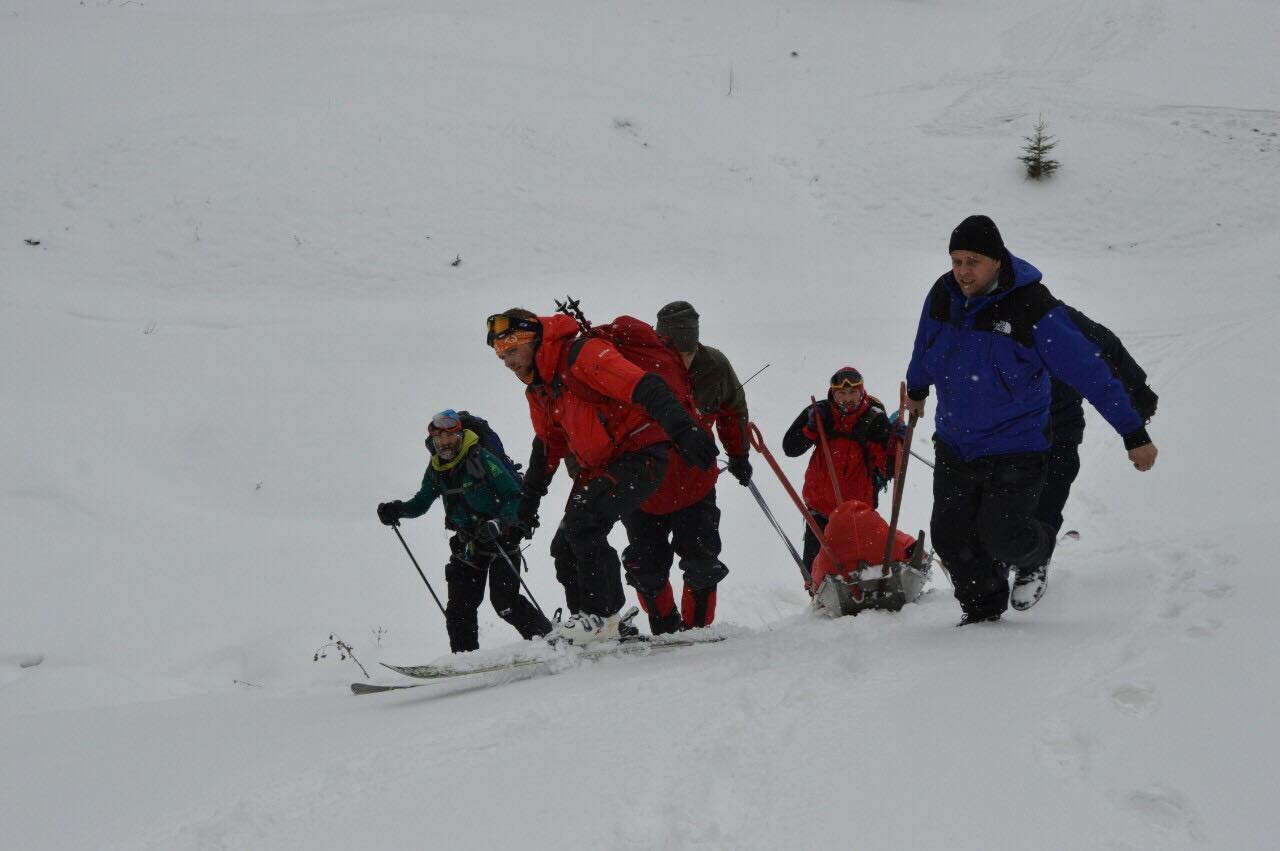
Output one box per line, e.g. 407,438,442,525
391,526,447,617
481,520,548,619
810,395,844,505
910,448,934,469
722,462,808,581
736,363,770,392
748,479,809,582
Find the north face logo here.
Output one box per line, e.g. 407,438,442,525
993,320,1013,335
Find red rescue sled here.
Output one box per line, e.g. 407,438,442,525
748,381,932,616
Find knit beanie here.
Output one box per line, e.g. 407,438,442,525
656,301,700,353
948,215,1006,260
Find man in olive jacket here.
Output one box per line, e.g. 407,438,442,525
378,410,551,652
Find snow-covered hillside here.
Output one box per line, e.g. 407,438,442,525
3,0,1278,848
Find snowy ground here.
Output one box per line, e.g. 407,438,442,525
3,0,1279,848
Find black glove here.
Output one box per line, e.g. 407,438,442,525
476,518,506,544
377,501,403,527
673,425,718,470
726,454,752,486
516,496,540,538
631,373,718,470
500,526,526,553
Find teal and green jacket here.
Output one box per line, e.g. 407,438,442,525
400,431,521,533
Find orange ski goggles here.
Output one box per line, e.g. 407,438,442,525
486,313,541,350
830,368,864,391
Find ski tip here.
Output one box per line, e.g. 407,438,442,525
351,681,420,695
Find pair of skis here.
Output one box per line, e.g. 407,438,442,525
351,633,723,695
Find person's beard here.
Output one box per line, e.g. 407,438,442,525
437,441,459,461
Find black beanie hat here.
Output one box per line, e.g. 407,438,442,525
948,215,1006,260
656,301,700,353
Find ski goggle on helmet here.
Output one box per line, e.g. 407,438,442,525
829,367,864,391
485,312,541,352
426,410,463,445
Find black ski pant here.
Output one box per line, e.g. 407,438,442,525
621,488,729,628
445,535,551,653
558,444,669,617
549,521,580,614
801,511,830,579
931,441,1054,618
1034,441,1081,534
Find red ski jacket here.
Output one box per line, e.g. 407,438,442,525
782,394,893,517
524,315,670,477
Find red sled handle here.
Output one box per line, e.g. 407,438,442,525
748,422,856,595
882,381,920,566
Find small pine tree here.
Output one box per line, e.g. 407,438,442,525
1019,115,1061,180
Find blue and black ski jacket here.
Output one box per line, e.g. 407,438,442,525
905,254,1151,461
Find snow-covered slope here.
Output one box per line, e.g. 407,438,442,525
2,0,1278,847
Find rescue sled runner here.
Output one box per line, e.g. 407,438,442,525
811,532,933,616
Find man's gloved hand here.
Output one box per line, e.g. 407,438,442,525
674,426,718,470
499,525,527,553
516,496,540,538
726,454,752,486
376,501,403,527
888,410,908,439
804,402,825,439
476,518,506,544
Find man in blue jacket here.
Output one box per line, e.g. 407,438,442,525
905,215,1158,625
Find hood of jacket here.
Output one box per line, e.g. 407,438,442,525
532,314,582,384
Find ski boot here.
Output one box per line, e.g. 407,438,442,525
1010,560,1049,611
549,606,641,646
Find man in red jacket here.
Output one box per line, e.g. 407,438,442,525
782,367,895,576
487,309,717,645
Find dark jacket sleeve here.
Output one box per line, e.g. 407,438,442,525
782,406,816,457
632,373,700,439
709,350,750,457
1032,306,1150,448
522,437,556,500
1063,305,1158,421
905,289,937,400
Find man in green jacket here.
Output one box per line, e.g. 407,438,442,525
378,410,551,652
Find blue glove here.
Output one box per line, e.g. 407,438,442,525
888,410,907,439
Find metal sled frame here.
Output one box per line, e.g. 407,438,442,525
814,543,933,617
